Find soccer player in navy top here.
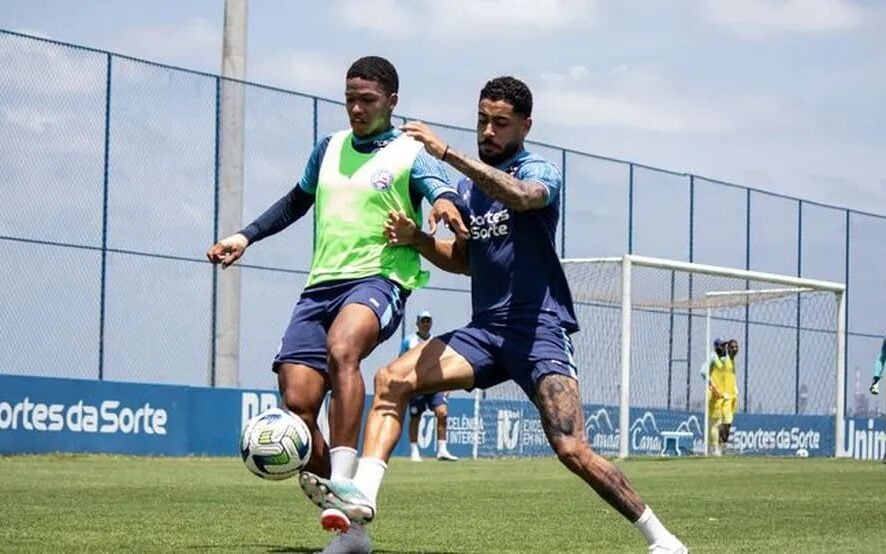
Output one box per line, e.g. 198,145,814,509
300,76,687,553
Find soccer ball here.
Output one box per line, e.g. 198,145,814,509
240,408,312,480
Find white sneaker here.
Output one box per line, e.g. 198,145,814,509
436,450,458,462
648,537,688,554
320,523,372,553
648,541,688,553
410,453,422,462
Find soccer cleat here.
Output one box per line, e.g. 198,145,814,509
319,521,372,553
300,472,377,525
320,508,351,533
436,450,459,462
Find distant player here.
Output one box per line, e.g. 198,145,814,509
870,335,886,463
701,338,739,456
299,76,687,553
402,310,458,462
206,56,466,554
870,336,885,395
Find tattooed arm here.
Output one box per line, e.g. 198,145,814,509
401,121,549,212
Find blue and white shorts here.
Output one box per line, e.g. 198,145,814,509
273,276,407,374
436,315,577,400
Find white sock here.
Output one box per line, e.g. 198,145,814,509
353,457,388,504
634,506,676,546
329,446,358,480
437,439,447,453
410,442,420,456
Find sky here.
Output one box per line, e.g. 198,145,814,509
1,0,885,215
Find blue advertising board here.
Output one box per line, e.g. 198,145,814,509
0,374,248,456
2,375,884,461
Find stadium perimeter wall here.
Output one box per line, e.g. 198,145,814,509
2,375,883,461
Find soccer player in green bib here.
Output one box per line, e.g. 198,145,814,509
207,56,466,553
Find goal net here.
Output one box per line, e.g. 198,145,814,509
472,254,845,459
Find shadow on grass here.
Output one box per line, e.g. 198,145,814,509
186,545,462,553
268,546,457,554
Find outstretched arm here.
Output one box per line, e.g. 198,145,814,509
239,185,315,244
384,211,469,275
401,121,549,212
206,185,314,268
207,136,327,268
872,338,886,394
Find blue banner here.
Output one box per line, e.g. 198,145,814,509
3,376,883,461
0,374,257,456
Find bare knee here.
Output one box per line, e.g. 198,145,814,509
374,364,415,404
278,387,317,427
435,404,448,420
327,338,361,373
550,436,591,472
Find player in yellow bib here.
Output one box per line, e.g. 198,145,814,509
207,56,466,553
702,338,739,456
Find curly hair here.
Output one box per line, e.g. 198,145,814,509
480,76,533,118
346,56,399,95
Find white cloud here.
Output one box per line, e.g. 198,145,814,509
702,0,866,35
3,106,66,133
0,31,105,95
332,0,597,39
332,0,415,34
538,89,720,133
113,18,220,67
12,28,51,39
430,0,597,38
251,51,343,96
535,65,801,134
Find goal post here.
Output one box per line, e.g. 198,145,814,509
561,254,846,459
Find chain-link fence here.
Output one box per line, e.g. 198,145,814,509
1,30,884,418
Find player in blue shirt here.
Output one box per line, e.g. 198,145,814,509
299,77,687,553
401,310,458,462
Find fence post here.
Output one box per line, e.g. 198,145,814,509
685,175,695,410
627,163,634,254
795,200,803,413
312,96,318,145
843,210,851,420
560,149,567,258
210,76,221,386
743,189,751,411
98,52,113,381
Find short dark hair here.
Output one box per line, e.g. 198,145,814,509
347,56,399,95
480,76,532,118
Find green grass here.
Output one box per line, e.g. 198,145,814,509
0,455,883,553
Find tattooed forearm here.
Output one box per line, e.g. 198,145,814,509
444,148,547,211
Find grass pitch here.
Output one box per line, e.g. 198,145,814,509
1,454,883,553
